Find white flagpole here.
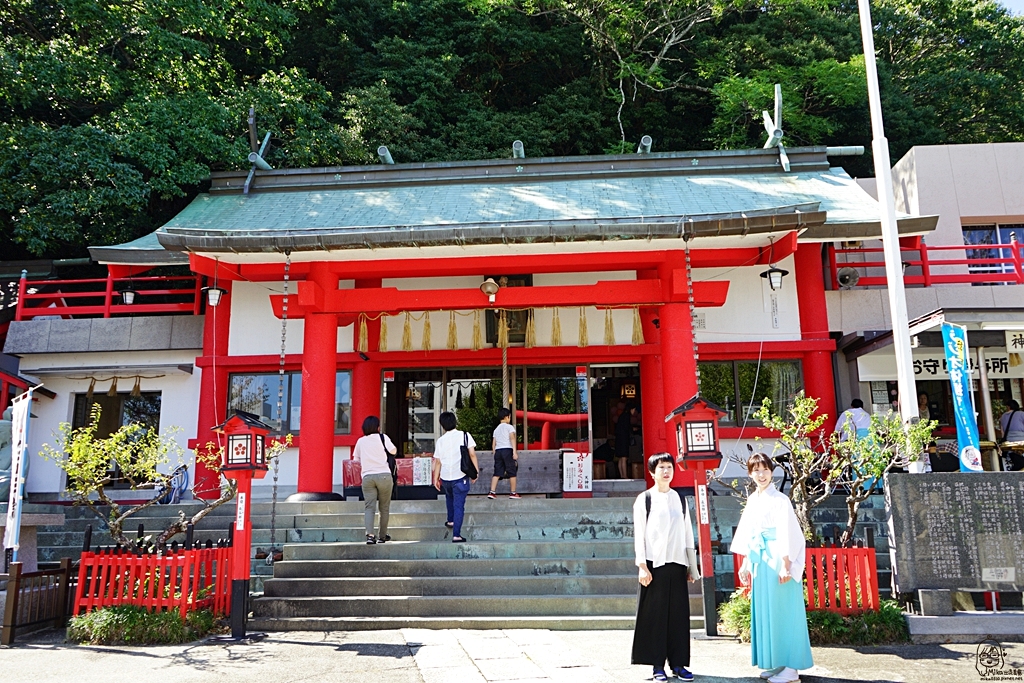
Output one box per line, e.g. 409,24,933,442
857,0,919,424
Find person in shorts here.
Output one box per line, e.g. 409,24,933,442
488,408,520,499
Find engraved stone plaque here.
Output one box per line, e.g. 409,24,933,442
885,472,1024,593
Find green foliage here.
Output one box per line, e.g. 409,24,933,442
806,600,910,645
719,592,909,645
718,588,751,641
67,606,221,645
3,0,1024,257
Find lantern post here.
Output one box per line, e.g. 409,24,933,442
213,410,271,640
665,396,727,637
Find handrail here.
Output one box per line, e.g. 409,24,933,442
14,271,201,321
828,238,1024,289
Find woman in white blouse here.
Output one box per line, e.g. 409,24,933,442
351,415,398,545
632,453,699,682
731,452,813,683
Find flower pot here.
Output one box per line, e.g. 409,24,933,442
908,460,926,474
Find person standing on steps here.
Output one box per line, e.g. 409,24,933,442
488,408,520,499
432,411,478,543
731,452,813,683
352,416,397,545
631,452,699,682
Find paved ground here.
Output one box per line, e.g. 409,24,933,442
1,629,1022,683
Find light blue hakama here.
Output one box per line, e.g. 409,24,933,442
748,529,814,671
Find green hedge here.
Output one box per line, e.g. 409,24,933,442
67,606,221,645
718,592,910,646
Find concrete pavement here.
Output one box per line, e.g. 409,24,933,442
1,628,1022,683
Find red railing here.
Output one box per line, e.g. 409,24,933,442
1,368,29,414
14,271,202,321
828,236,1024,288
73,545,231,620
733,545,879,615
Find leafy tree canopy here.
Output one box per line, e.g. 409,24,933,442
2,0,1022,258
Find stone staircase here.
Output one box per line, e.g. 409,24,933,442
249,496,706,631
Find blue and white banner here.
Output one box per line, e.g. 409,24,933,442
941,323,983,472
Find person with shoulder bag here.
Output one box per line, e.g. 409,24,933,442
432,411,478,543
352,415,398,545
631,453,699,682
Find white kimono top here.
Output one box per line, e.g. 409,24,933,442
730,484,806,579
633,487,700,580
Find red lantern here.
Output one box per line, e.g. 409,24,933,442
212,410,274,640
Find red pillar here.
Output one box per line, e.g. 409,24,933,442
795,243,838,426
638,273,666,488
350,279,382,449
293,265,342,500
195,281,231,499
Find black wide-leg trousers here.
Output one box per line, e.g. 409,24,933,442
631,561,691,669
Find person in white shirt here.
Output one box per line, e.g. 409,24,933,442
351,415,398,545
488,408,520,499
432,411,478,543
631,453,699,682
732,452,813,683
1000,399,1024,443
835,399,871,441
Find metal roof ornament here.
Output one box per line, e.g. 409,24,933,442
762,84,791,173
244,106,273,195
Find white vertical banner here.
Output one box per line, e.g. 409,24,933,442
235,491,247,531
4,387,35,559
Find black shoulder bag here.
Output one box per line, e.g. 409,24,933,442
460,431,478,479
380,433,397,486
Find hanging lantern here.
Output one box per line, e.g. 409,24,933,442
759,265,790,292
203,286,227,307
121,289,138,305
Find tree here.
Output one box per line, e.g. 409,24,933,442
39,404,287,546
753,392,843,540
833,410,936,547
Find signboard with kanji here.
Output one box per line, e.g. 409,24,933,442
561,451,592,493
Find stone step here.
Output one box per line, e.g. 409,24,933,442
43,508,638,533
283,540,634,561
270,557,636,578
247,615,668,631
251,594,637,618
262,575,646,598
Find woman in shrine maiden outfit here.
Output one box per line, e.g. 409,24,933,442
631,453,699,682
731,452,814,683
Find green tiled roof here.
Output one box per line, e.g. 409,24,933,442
89,147,938,262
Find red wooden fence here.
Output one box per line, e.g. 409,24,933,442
733,545,879,615
72,545,231,620
15,272,201,320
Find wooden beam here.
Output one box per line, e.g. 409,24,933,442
270,279,729,318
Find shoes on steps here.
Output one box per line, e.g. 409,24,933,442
760,668,784,680
376,534,391,544
509,492,521,499
444,522,454,529
452,536,467,543
672,667,694,681
652,669,668,682
365,534,376,545
487,491,496,499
